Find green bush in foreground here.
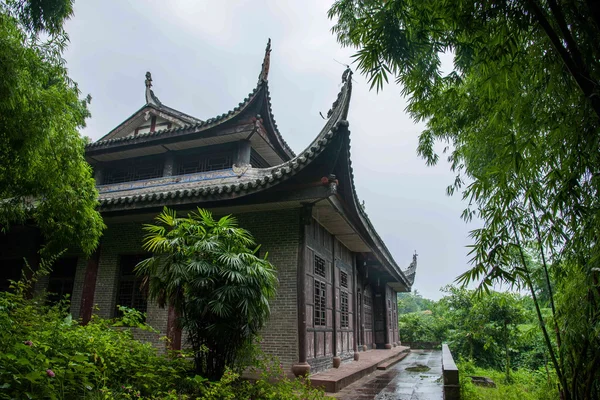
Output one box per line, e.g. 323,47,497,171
0,273,326,399
458,361,559,400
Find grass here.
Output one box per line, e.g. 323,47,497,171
458,362,559,400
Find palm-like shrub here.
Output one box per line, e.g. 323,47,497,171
136,207,278,379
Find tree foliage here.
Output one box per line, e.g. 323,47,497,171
0,0,104,255
136,208,278,380
329,1,600,398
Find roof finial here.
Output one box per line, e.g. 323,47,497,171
258,38,272,82
145,71,161,106
342,67,352,83
145,71,152,88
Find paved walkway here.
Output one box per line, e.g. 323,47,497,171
329,350,443,400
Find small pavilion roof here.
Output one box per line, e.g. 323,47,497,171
87,40,295,162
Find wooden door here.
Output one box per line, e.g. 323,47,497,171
374,291,386,347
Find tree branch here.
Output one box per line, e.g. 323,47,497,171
525,0,600,121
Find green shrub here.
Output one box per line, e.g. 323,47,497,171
0,276,328,399
0,279,190,399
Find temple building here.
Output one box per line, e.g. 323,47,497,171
0,40,417,376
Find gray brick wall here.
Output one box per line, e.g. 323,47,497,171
235,209,300,371
75,208,301,370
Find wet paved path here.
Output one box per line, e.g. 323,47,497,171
330,350,443,400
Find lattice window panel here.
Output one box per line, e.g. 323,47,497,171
117,255,148,315
104,159,163,184
314,254,326,278
340,271,348,288
177,152,233,175
313,279,326,326
364,293,373,329
341,291,349,328
364,307,373,330
47,258,77,304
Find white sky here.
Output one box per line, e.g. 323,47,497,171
63,0,477,300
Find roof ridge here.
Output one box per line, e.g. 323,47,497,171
98,68,354,204
87,85,262,149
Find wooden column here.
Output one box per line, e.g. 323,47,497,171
332,237,340,368
166,305,182,351
292,205,312,377
384,284,392,349
80,246,101,325
352,253,359,360
361,262,367,351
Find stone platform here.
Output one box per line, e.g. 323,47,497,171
330,349,443,400
310,346,410,393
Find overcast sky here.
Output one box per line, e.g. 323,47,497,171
63,0,477,300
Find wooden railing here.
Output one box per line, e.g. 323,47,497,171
442,344,460,400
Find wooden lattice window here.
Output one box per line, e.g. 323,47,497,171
104,158,164,184
341,291,349,328
177,152,233,175
314,254,326,278
340,271,348,288
364,293,373,329
117,255,148,315
314,279,326,326
47,257,77,304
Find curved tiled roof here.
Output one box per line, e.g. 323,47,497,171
87,40,295,160
98,68,353,207
96,66,415,289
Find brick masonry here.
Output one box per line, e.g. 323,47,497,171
66,208,301,369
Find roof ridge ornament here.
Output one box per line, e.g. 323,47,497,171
145,71,162,106
258,38,272,82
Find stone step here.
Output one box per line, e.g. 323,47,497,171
310,346,410,393
376,350,410,370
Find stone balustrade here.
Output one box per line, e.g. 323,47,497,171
442,343,460,400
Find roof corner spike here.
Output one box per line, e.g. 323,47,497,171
402,251,418,286
145,71,161,106
342,66,352,83
258,38,272,82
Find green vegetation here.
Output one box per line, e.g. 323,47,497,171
329,1,600,398
459,361,559,400
398,289,557,398
0,268,326,399
0,0,103,255
136,208,278,380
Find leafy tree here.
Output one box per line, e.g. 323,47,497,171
0,0,104,255
441,287,526,382
397,290,434,314
329,1,600,397
136,208,278,380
